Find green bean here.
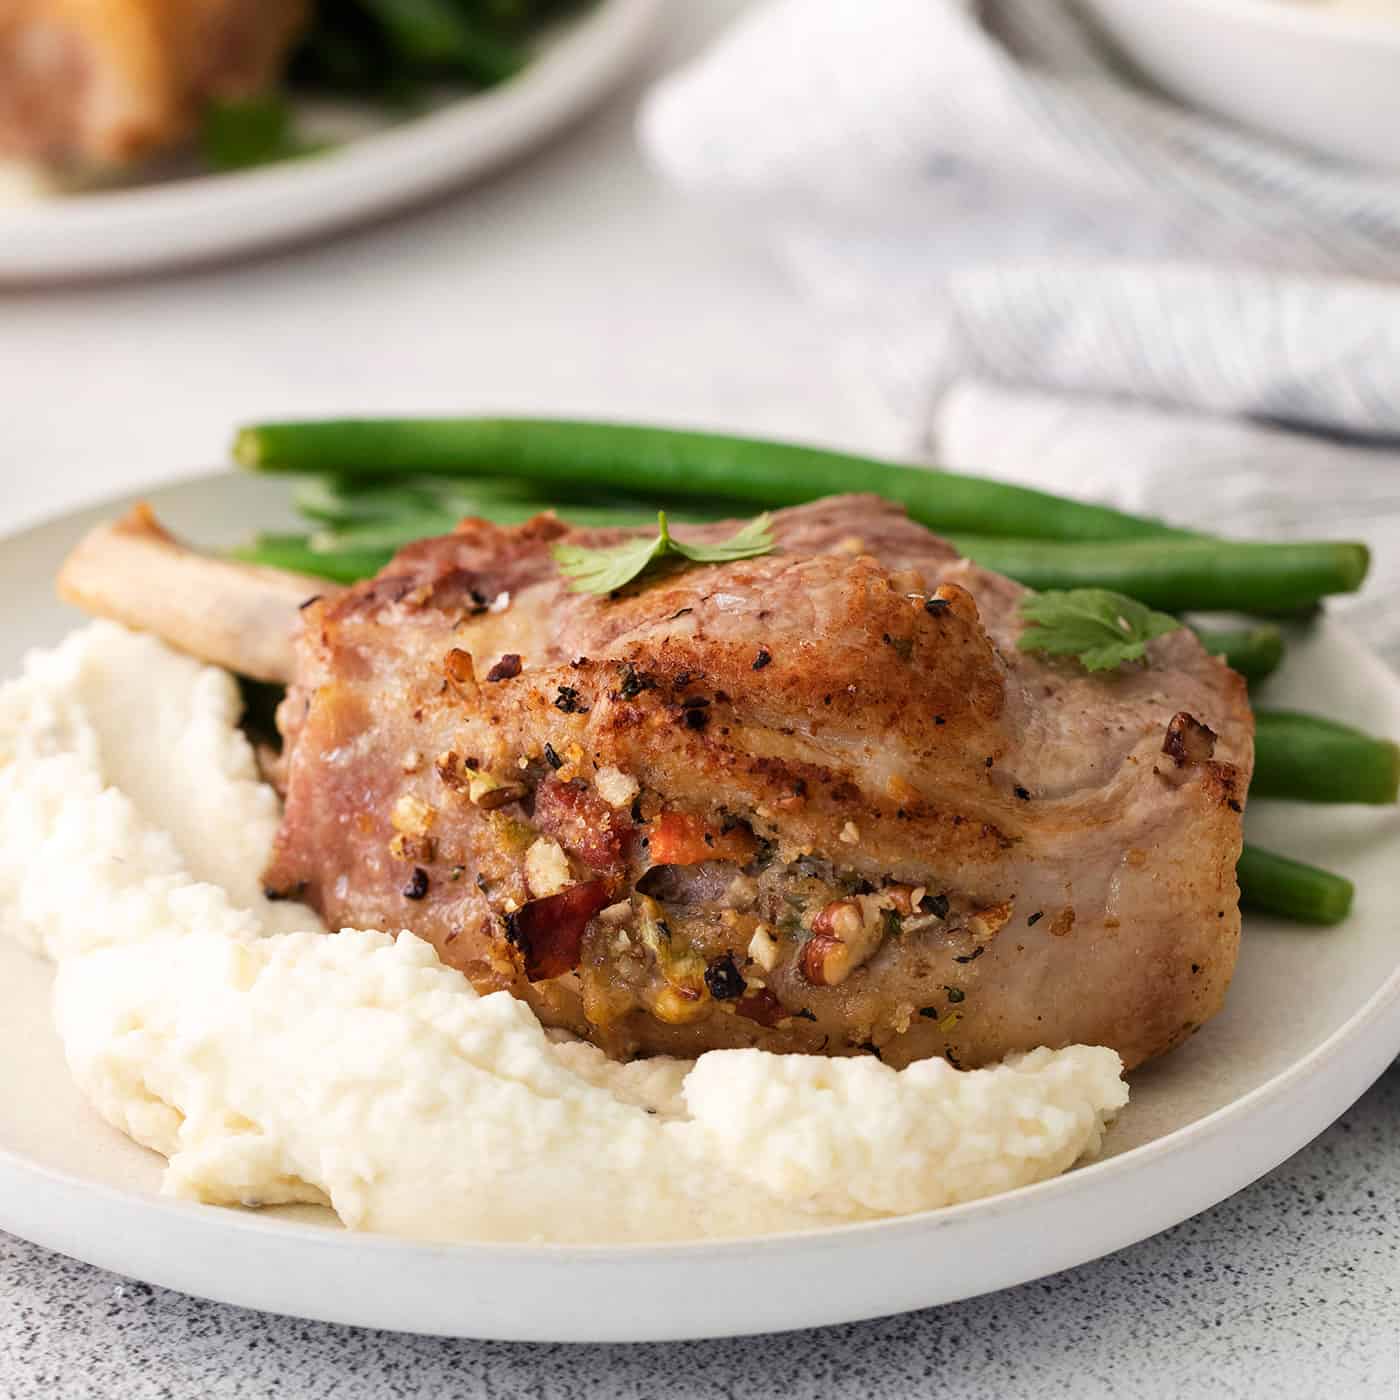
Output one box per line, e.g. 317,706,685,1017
295,472,754,526
309,503,739,555
291,477,453,525
232,535,393,584
950,535,1368,614
234,418,1191,542
1237,844,1354,925
1252,710,1400,805
308,515,463,554
1191,624,1285,684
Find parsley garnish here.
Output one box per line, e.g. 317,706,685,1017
552,511,775,595
1017,588,1182,673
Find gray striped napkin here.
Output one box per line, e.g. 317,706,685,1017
935,380,1400,667
639,0,1400,658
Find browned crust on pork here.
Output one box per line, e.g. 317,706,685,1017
266,496,1252,1070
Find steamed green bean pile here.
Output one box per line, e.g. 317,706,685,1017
233,415,1391,927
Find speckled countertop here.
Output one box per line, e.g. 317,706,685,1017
3,1064,1396,1399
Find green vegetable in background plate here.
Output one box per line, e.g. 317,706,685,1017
201,95,325,172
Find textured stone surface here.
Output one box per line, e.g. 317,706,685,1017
2,1064,1396,1399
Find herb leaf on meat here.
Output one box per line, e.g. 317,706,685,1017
669,511,775,565
1017,588,1182,673
552,511,775,595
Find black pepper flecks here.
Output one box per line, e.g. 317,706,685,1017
704,954,746,1001
953,944,985,965
944,986,966,1004
618,663,655,700
1014,785,1031,801
1027,910,1044,926
753,647,772,670
924,597,951,616
924,892,951,920
554,685,586,714
793,1007,818,1022
918,1006,939,1019
680,697,711,731
543,743,564,770
402,867,430,900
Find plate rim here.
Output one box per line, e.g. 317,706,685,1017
2,471,1399,1338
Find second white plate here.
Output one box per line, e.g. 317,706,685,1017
0,0,663,283
1,472,1398,1341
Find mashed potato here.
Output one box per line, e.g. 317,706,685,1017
0,623,1129,1244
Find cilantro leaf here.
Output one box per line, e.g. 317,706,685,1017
1017,588,1182,672
670,512,775,564
550,532,668,595
552,511,775,595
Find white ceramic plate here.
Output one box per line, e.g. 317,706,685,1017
0,0,663,283
1082,0,1400,171
1,472,1398,1342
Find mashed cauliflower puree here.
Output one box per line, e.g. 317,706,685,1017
0,623,1129,1244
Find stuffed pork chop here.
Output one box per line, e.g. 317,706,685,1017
59,495,1253,1070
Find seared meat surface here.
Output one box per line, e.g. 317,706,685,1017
0,0,306,169
264,496,1252,1070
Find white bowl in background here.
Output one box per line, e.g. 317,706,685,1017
1080,0,1400,171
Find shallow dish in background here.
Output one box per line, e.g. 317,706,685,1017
0,472,1398,1341
0,0,662,284
1080,0,1400,171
